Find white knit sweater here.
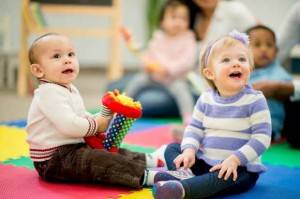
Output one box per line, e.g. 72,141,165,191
26,83,98,162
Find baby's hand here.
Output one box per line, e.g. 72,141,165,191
96,114,113,133
209,154,240,181
174,148,196,169
113,89,120,96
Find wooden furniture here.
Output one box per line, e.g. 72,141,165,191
19,0,122,96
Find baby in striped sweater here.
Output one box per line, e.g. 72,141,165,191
152,30,272,199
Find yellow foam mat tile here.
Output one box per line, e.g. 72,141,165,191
0,126,29,161
118,188,153,199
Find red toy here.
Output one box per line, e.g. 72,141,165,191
84,90,142,152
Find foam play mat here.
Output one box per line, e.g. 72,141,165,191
1,118,300,199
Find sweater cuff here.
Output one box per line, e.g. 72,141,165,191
85,117,98,136
100,105,113,118
233,151,248,166
181,144,198,153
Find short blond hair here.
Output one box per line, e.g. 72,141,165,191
199,36,254,90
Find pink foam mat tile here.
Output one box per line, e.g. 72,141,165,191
124,125,174,148
0,164,131,199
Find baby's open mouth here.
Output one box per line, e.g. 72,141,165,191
229,71,242,78
62,69,74,74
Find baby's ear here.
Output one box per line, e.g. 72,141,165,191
202,67,214,80
30,64,44,78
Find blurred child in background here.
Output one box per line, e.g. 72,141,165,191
125,0,197,125
247,25,292,141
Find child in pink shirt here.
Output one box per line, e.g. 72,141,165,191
125,0,197,124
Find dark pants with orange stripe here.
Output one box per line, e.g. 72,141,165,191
34,143,146,188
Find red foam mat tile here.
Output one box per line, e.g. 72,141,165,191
0,164,130,199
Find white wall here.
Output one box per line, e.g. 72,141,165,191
0,0,298,68
0,0,148,69
239,0,298,32
0,0,21,53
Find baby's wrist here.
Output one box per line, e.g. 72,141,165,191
230,154,241,165
184,148,196,156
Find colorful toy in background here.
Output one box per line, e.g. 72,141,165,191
120,26,141,56
120,26,161,73
85,90,142,152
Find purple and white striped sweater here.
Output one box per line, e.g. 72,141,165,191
181,85,271,173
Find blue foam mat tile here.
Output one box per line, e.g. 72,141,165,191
129,120,163,133
0,119,27,128
221,165,300,199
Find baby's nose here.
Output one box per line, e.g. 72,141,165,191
64,56,72,64
232,62,240,68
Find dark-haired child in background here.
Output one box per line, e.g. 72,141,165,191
247,25,292,141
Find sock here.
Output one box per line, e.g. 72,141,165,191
143,169,159,186
146,149,165,168
151,144,167,167
152,180,185,199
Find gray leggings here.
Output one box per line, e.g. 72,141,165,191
34,143,146,188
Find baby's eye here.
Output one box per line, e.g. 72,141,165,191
239,57,247,62
266,42,275,48
254,42,261,48
53,54,60,59
68,52,75,57
222,57,230,63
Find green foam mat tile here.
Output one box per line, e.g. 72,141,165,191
121,143,155,153
88,107,100,115
141,118,181,124
2,156,34,169
262,142,300,167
